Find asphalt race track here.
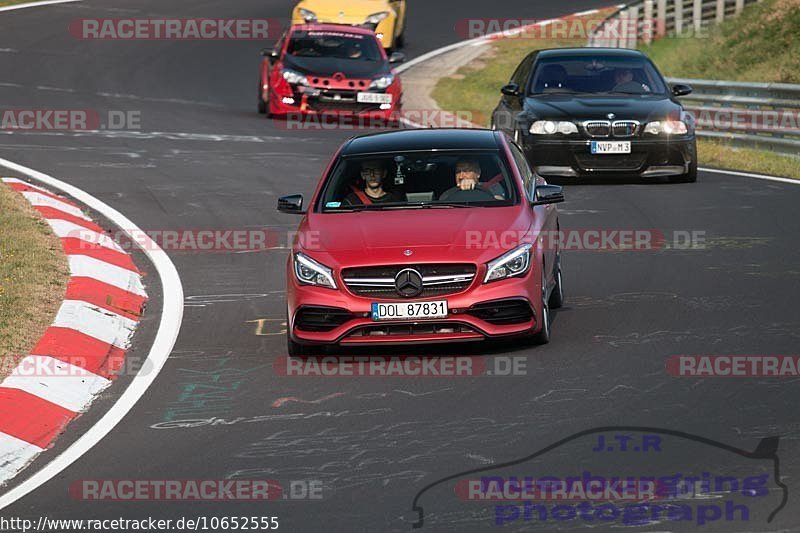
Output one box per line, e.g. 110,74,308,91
1,1,800,531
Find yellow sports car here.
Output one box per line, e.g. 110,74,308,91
291,0,407,50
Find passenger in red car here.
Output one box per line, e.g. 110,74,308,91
343,160,405,205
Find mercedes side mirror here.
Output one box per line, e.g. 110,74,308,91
671,84,692,97
501,83,521,97
278,194,305,214
531,184,565,206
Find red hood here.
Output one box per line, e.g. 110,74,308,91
297,206,532,266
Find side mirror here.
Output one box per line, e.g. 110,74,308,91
261,48,280,63
389,52,406,64
671,84,692,97
531,184,564,206
278,194,305,214
501,83,521,97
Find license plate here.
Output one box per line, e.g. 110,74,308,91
357,92,392,104
371,300,448,321
591,141,631,154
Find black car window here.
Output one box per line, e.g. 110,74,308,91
317,152,519,212
287,30,382,61
510,52,536,86
527,55,668,95
509,143,534,201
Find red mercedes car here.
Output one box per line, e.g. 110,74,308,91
259,24,404,119
278,129,565,355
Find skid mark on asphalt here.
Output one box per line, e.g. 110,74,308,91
272,393,347,408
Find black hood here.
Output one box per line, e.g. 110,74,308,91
523,94,684,122
282,55,389,79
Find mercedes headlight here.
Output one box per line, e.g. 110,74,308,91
294,253,337,289
298,8,317,22
484,244,532,283
282,69,309,86
365,11,390,24
369,74,394,90
530,120,578,135
644,120,688,135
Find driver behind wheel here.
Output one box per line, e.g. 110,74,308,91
439,159,503,201
612,68,651,93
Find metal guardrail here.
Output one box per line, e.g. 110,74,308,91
585,0,800,154
665,77,800,154
588,0,760,48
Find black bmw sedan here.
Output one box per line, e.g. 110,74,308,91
491,48,697,183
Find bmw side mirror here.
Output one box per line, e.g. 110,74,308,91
531,185,564,206
389,52,406,64
501,83,521,97
278,194,305,214
671,84,692,97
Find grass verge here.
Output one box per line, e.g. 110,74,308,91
432,8,799,180
0,182,69,380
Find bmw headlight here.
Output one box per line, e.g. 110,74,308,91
365,11,390,25
298,8,317,22
294,253,337,289
530,120,578,135
484,244,532,283
644,120,688,135
282,69,309,86
369,74,394,90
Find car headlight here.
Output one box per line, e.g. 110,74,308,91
294,252,337,289
365,11,390,25
484,244,532,283
282,69,309,86
644,120,688,135
530,121,578,135
298,8,317,22
369,74,394,90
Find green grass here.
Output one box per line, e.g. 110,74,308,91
0,183,69,379
640,0,800,82
698,139,800,179
0,0,42,6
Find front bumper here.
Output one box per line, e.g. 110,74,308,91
287,264,541,346
522,136,695,178
268,85,402,120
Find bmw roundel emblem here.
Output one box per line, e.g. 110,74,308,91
607,113,616,120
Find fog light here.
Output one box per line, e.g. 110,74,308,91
282,97,295,105
380,103,392,110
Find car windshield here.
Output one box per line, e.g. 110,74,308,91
287,30,382,61
319,151,518,212
528,55,668,95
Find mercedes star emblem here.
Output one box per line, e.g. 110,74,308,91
395,269,424,298
403,249,413,256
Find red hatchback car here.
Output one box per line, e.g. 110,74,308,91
278,129,565,355
259,24,404,120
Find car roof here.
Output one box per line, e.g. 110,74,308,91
289,23,377,37
341,129,502,155
536,47,647,58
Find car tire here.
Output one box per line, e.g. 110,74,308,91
258,83,267,115
531,268,551,345
548,258,564,309
669,140,697,183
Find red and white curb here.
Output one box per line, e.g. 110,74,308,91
0,177,147,484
